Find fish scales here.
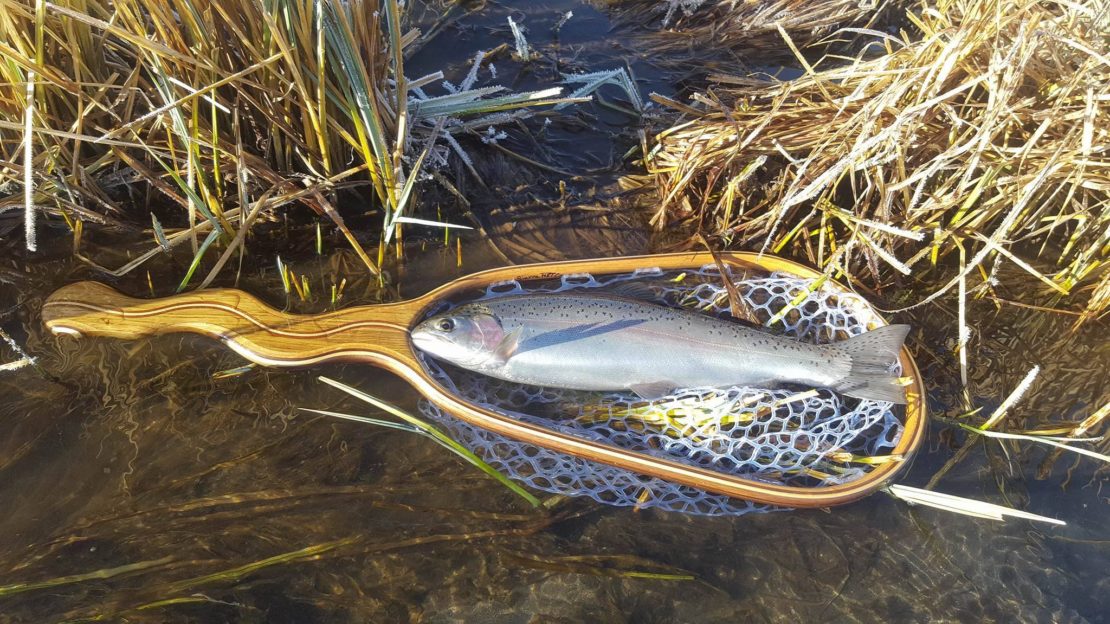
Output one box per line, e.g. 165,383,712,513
475,294,846,391
411,292,910,403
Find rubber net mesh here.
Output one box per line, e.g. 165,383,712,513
417,265,904,516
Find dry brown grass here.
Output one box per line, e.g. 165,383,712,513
610,0,902,67
647,0,1109,328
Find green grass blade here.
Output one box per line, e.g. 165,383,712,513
317,376,541,507
176,228,221,292
299,407,427,435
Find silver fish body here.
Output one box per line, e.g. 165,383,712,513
411,292,910,403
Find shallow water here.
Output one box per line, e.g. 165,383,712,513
1,1,1108,622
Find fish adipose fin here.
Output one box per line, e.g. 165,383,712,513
830,324,911,404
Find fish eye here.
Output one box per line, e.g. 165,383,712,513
436,318,456,332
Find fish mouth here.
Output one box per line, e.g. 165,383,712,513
411,331,457,360
410,331,437,352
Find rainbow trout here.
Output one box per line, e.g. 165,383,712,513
411,291,910,403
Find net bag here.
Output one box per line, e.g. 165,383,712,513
418,265,905,516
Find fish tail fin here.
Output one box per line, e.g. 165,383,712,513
830,324,911,404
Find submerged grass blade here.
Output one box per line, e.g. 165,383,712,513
317,376,541,507
157,536,359,596
501,550,696,581
0,556,175,598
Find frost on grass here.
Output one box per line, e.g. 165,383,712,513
404,48,581,176
659,0,709,27
554,11,574,32
480,127,508,145
557,68,643,112
507,16,531,61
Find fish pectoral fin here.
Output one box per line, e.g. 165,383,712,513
628,382,676,400
488,326,523,366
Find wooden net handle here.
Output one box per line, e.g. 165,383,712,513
42,281,423,368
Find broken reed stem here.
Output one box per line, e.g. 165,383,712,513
1038,400,1110,476
0,328,36,372
979,366,1040,431
0,556,176,598
22,69,34,252
21,0,44,251
886,484,1065,525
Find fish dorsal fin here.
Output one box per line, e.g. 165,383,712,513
628,381,675,400
488,325,522,366
608,282,659,302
